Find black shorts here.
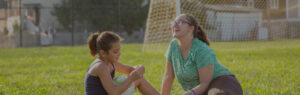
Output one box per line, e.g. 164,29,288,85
204,75,243,95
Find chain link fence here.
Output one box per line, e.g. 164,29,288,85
1,0,300,48
0,0,149,47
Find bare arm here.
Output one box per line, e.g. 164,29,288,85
95,63,143,95
161,61,175,95
115,62,135,75
184,64,214,95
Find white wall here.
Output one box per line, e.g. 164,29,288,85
214,12,261,41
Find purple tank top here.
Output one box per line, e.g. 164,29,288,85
84,59,115,95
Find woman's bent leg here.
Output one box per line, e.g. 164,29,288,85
206,75,243,95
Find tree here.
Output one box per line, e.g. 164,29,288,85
52,0,149,34
52,0,72,30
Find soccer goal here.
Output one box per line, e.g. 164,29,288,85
143,0,300,53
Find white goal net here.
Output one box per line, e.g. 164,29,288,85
143,0,300,52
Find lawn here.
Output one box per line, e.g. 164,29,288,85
0,39,299,95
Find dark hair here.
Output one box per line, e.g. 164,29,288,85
180,14,210,46
87,31,122,57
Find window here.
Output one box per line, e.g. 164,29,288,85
0,9,5,18
0,0,7,19
270,0,279,9
0,0,8,8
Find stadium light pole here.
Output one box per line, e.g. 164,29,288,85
266,0,271,40
71,0,74,46
118,0,120,33
142,0,152,54
19,0,22,47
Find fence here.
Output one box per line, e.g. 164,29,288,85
0,0,148,47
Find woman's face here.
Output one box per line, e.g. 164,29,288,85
172,16,194,38
103,42,121,63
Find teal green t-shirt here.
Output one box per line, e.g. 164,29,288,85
165,38,233,91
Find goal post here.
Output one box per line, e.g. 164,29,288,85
143,0,300,53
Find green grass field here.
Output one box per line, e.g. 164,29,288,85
0,39,299,95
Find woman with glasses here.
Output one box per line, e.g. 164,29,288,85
161,14,243,95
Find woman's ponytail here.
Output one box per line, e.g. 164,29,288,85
87,32,99,57
195,26,210,46
180,14,210,46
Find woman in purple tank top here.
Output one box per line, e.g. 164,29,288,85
84,31,160,95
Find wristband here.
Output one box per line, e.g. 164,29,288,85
190,89,196,95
